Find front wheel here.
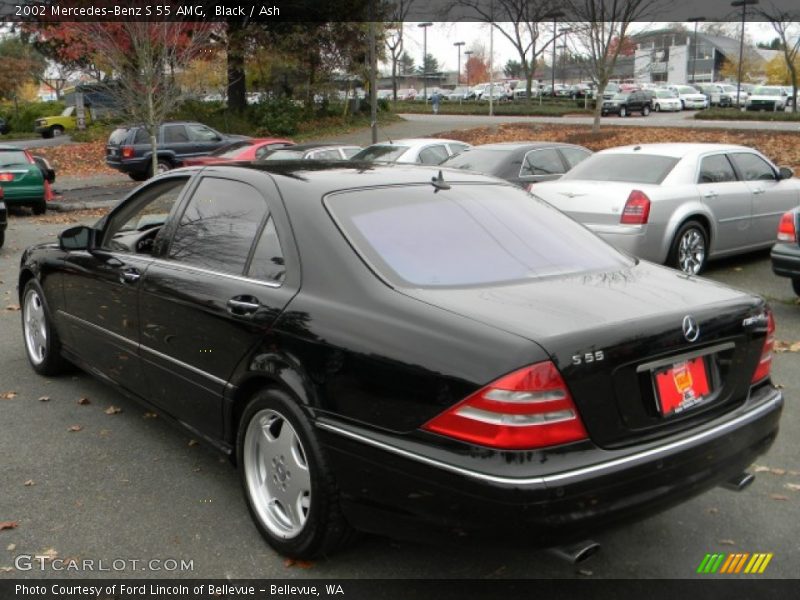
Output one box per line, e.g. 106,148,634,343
642,105,650,116
792,278,800,297
668,221,708,275
21,279,70,375
51,126,64,137
655,103,661,112
237,388,354,559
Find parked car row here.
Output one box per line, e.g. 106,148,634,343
16,143,785,561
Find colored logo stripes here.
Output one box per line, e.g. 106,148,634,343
696,553,773,574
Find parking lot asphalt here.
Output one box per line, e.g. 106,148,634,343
0,212,798,580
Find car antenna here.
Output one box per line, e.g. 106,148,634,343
431,170,450,192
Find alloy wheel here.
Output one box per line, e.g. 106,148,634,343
23,288,48,365
244,409,311,539
678,228,706,275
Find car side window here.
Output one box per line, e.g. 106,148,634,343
560,147,592,169
102,177,190,253
448,143,470,156
698,154,737,184
418,145,449,165
167,177,268,275
730,153,777,182
311,149,342,160
163,125,189,144
133,128,149,144
341,147,361,159
520,148,565,177
247,216,286,284
187,124,222,142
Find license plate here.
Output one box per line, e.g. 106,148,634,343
653,357,710,416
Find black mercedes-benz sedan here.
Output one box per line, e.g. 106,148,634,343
18,162,782,560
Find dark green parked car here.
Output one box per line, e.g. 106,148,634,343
0,146,52,215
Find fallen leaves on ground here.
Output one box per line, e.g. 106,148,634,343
706,507,719,514
436,123,800,174
28,208,111,225
104,406,122,415
770,494,789,501
786,483,800,492
67,425,83,432
188,439,198,447
0,391,18,400
24,480,34,487
38,396,50,402
719,539,736,546
143,412,158,419
36,548,58,561
6,544,15,552
0,522,18,531
284,558,314,569
774,340,800,353
77,397,90,405
4,305,20,311
35,141,120,178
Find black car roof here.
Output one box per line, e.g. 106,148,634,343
456,142,581,151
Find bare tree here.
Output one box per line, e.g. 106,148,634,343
564,0,657,133
455,0,558,102
88,21,214,177
756,2,800,113
385,0,415,102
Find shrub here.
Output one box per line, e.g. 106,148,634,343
2,101,66,133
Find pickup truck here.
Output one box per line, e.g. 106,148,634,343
34,106,94,138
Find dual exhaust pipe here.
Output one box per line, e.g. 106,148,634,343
547,471,755,565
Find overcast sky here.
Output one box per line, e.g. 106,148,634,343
391,21,780,75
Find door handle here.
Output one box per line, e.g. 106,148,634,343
703,191,717,199
119,268,141,284
227,297,261,315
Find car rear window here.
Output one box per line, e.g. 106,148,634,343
440,148,516,174
108,128,130,145
213,141,252,158
0,150,30,166
561,153,678,184
263,149,308,161
350,145,409,162
326,184,630,288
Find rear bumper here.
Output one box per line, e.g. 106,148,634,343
585,223,666,264
771,242,800,279
105,157,149,175
318,385,781,545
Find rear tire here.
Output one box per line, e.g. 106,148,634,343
620,106,628,117
642,105,650,116
668,220,708,275
129,172,149,182
0,229,5,248
792,278,800,297
32,200,46,215
52,126,64,137
237,388,355,559
21,279,70,376
155,159,172,176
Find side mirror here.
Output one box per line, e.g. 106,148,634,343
779,166,794,180
59,225,96,251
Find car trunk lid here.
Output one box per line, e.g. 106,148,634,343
533,181,658,227
405,262,769,448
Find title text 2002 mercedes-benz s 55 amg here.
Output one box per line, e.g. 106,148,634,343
18,163,782,559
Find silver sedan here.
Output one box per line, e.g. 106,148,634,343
531,143,800,274
350,138,471,165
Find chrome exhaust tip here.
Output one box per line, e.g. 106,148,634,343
547,540,601,565
721,472,755,492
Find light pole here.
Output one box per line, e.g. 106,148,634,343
731,0,758,107
418,22,433,104
687,17,706,84
454,41,465,85
464,50,473,87
543,10,564,98
559,28,571,85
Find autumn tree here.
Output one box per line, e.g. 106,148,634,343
756,3,800,112
385,0,415,101
564,0,658,133
465,50,490,86
87,21,214,176
719,55,763,83
0,36,46,109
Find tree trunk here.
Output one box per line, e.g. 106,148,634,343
592,82,606,134
790,68,798,114
226,19,247,113
392,56,398,102
523,62,533,104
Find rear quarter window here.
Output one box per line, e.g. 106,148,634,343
108,128,130,145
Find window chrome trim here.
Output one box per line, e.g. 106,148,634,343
148,257,282,289
58,311,227,388
316,391,781,486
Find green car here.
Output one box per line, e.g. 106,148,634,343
0,146,51,215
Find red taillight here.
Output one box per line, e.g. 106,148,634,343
620,190,651,225
0,173,14,182
777,211,797,243
121,146,134,159
422,361,588,450
751,310,776,384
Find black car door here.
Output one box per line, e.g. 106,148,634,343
185,123,226,157
59,175,192,399
138,169,299,440
162,124,195,162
